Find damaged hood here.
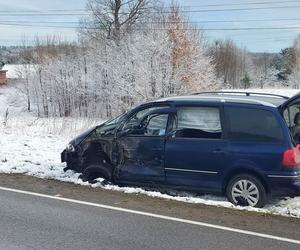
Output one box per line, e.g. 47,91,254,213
69,126,96,146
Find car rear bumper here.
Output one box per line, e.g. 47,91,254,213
267,174,300,196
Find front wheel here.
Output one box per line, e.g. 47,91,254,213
226,174,267,208
81,164,112,184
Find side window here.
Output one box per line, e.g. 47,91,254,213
175,106,222,139
123,105,168,129
226,107,283,142
145,114,169,136
127,114,169,136
283,105,300,128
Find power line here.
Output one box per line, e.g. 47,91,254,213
1,3,300,16
0,13,88,16
2,22,300,31
223,34,296,40
235,37,296,41
235,39,295,43
0,21,80,24
200,27,300,31
156,17,300,24
2,17,300,25
1,18,300,28
161,0,300,8
0,22,78,29
0,9,87,13
158,5,300,13
0,0,299,12
211,32,299,38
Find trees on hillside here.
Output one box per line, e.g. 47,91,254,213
273,36,300,87
210,39,283,88
17,0,300,119
209,39,248,88
273,47,297,83
289,35,300,87
21,1,216,118
250,52,281,88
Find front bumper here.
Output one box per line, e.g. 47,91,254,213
61,150,81,172
61,149,67,163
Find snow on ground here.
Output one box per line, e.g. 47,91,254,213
1,127,300,218
1,85,300,218
2,64,36,79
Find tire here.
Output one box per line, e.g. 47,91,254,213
63,166,71,172
226,174,267,208
81,164,112,184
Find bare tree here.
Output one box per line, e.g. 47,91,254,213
210,39,249,88
18,2,218,119
80,0,152,41
250,53,278,88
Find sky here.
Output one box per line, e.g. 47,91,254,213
0,0,300,52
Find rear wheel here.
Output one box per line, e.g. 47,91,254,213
226,174,267,208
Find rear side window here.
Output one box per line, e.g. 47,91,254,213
226,107,283,142
175,106,222,139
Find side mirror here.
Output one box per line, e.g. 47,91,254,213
166,129,178,139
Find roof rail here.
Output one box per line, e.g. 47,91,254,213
193,91,290,100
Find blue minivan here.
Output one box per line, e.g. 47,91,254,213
61,92,300,207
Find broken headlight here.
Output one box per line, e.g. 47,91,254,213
66,143,75,152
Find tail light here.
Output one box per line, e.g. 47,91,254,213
282,144,300,167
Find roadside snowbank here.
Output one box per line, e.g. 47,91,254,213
0,85,300,218
0,126,300,218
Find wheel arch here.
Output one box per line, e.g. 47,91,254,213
83,161,113,182
222,167,270,195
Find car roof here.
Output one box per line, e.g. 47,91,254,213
154,92,290,108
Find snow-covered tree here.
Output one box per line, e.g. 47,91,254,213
19,1,217,118
166,6,216,93
289,35,300,88
210,39,249,88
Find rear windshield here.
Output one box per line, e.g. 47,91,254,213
226,107,283,142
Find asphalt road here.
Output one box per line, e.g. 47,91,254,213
0,189,299,250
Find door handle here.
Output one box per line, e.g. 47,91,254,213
213,149,224,154
152,147,163,150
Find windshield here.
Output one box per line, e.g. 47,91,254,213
103,112,128,126
68,112,128,146
92,111,129,136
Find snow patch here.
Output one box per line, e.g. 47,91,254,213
0,86,300,218
2,64,35,79
0,126,300,218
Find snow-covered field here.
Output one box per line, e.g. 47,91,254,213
1,84,300,218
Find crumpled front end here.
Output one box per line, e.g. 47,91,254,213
61,149,83,172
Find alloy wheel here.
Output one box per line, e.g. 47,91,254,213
231,179,259,207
